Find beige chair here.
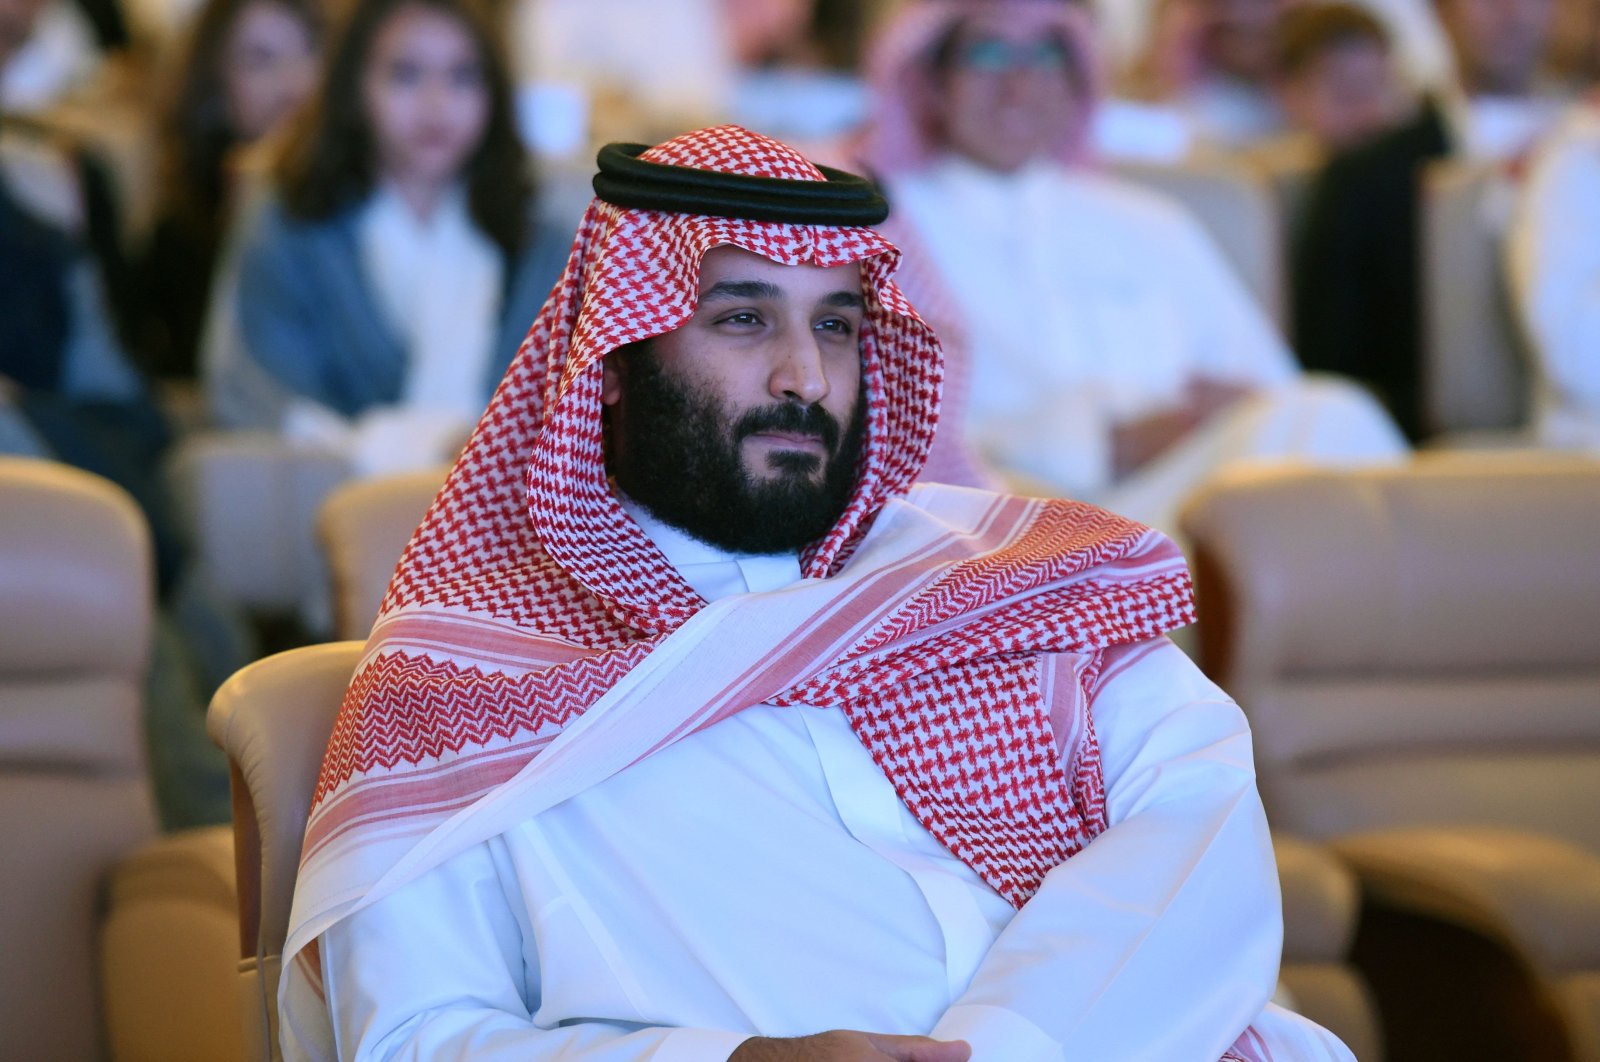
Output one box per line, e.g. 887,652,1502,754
1273,833,1383,1060
167,432,351,622
1112,157,1282,322
1182,455,1600,1059
0,457,159,1059
1419,160,1532,441
101,826,243,1061
317,467,448,641
206,642,365,1062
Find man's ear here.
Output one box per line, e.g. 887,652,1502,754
601,352,624,406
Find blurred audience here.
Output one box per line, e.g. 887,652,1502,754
512,0,736,148
1268,2,1408,160
861,0,1406,535
1291,0,1565,441
1506,99,1600,451
1120,0,1292,150
134,0,319,380
205,0,567,476
0,116,182,588
728,0,871,146
0,0,104,112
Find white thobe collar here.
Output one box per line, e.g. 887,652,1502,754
616,492,803,602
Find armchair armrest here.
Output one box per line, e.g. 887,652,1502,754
1332,826,1600,976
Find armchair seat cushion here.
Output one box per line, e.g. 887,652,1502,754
1275,833,1360,962
1333,826,1600,975
101,826,243,1062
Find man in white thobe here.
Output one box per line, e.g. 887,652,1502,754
279,125,1354,1062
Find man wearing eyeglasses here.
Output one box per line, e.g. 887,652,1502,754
860,0,1405,538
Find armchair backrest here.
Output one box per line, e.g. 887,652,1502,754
1113,157,1282,321
1420,160,1530,435
168,432,350,615
0,456,158,1058
317,467,447,641
1181,457,1600,849
207,642,365,1062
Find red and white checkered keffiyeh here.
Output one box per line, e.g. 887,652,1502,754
280,125,1216,1058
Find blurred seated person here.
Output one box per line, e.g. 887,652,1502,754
0,0,103,112
0,117,180,588
1505,100,1600,450
1117,0,1290,150
205,0,567,476
860,0,1406,536
135,0,319,379
1292,0,1566,441
511,0,736,148
1260,2,1410,166
727,0,870,147
1544,0,1600,89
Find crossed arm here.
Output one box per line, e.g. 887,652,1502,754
312,641,1285,1062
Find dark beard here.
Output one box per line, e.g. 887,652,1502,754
608,349,867,554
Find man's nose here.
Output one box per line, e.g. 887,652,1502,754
768,329,830,406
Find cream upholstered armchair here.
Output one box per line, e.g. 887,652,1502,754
0,457,160,1058
100,464,444,1061
166,432,350,628
209,642,364,1062
1182,454,1600,1060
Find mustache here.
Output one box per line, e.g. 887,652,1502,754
733,401,841,454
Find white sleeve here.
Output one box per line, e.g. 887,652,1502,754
318,839,751,1062
1507,120,1600,420
930,639,1296,1062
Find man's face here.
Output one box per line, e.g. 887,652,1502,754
602,245,868,555
935,21,1082,174
1201,0,1284,81
1437,0,1556,94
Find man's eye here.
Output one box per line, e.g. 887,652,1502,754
719,312,761,326
817,318,855,335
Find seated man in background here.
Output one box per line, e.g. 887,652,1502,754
1116,0,1292,150
277,125,1354,1061
858,0,1404,536
1292,0,1564,440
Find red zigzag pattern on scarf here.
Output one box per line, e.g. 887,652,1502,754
314,642,654,805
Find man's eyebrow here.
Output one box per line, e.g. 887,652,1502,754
697,281,865,310
700,279,784,302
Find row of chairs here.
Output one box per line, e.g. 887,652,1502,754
6,451,1598,1058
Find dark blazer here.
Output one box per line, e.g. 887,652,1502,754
1290,99,1454,442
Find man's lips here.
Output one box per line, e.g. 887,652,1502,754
747,430,826,451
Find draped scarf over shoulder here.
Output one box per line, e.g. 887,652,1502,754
280,125,1201,1058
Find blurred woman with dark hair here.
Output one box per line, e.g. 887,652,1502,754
138,0,320,378
205,0,566,474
